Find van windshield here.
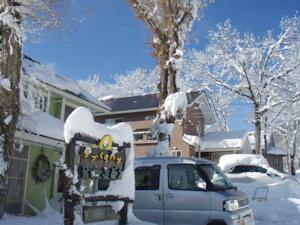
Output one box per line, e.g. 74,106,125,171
197,164,236,191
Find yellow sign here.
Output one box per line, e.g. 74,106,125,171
99,135,113,151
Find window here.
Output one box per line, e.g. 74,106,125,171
168,164,206,191
21,76,49,112
34,95,48,112
171,150,182,157
64,104,75,121
199,164,235,190
231,165,267,174
105,118,124,126
49,94,62,119
168,164,235,191
135,165,160,190
133,130,157,142
273,158,280,166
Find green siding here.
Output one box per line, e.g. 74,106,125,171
24,145,59,215
49,94,62,119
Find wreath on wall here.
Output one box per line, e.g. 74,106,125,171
32,154,52,183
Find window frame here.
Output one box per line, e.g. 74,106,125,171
133,130,158,143
167,163,207,191
135,165,161,191
105,118,124,126
171,150,182,157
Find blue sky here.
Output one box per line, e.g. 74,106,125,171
24,0,300,130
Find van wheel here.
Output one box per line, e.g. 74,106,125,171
206,221,227,225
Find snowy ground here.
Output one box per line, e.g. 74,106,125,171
228,171,300,225
2,172,300,225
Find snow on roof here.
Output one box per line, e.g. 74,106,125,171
183,134,200,146
22,56,109,111
18,111,64,141
218,154,270,172
268,146,287,156
23,57,81,95
200,131,247,150
99,91,203,113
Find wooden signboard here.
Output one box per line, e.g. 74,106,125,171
78,134,127,181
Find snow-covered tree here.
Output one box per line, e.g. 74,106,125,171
0,0,61,218
78,67,159,100
186,16,300,154
128,0,211,156
268,68,300,175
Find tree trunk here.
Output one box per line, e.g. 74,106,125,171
254,110,261,155
290,135,296,176
263,116,268,158
0,7,22,218
159,67,168,105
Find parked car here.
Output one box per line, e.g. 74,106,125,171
133,157,255,225
218,154,287,178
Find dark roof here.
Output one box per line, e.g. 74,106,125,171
102,91,203,112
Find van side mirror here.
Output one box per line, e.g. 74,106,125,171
196,181,207,190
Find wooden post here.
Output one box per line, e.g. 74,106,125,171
63,139,76,225
119,202,128,225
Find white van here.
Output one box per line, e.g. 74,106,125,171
133,157,255,225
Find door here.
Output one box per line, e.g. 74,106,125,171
164,164,211,225
133,164,163,225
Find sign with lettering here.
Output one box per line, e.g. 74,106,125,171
78,134,127,180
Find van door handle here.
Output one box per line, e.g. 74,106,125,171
154,194,161,201
164,193,174,199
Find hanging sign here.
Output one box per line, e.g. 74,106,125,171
78,134,127,180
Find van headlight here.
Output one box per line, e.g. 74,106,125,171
223,200,239,211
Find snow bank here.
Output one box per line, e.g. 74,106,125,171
228,172,300,225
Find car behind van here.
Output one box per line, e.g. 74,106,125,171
133,157,255,225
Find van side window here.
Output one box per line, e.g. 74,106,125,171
135,165,161,190
168,164,207,191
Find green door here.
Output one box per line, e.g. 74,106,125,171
24,145,60,215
